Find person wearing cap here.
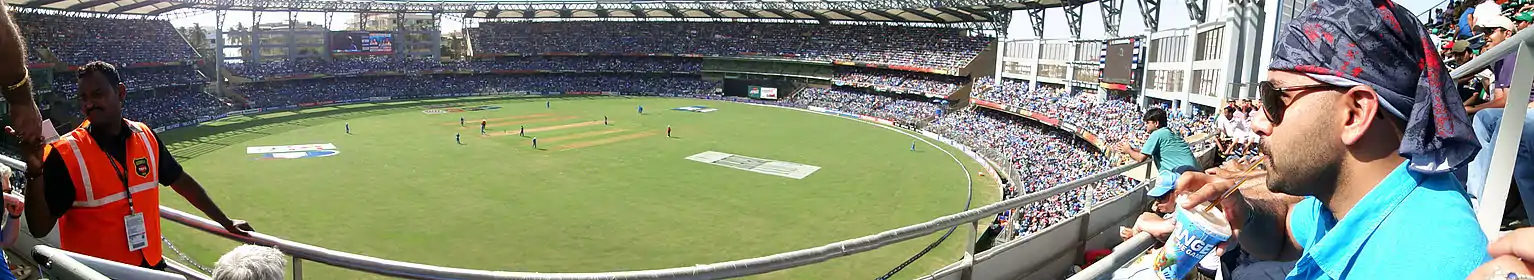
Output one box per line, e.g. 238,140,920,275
1176,0,1489,278
1514,10,1533,30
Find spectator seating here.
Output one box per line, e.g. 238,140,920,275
833,67,966,97
235,74,719,109
789,87,944,124
225,57,703,80
467,22,991,71
16,12,198,66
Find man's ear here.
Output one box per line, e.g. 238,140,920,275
116,84,126,101
1338,85,1381,146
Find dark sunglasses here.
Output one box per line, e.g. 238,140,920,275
1259,81,1342,124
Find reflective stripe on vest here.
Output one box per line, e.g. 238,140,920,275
52,120,164,266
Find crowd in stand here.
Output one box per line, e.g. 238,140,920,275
789,87,944,124
15,12,198,66
467,22,991,71
832,67,966,96
235,74,718,108
50,66,209,96
226,57,705,80
122,86,228,128
928,109,1142,237
971,78,1220,148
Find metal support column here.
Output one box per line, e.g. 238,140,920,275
1138,0,1163,32
1221,0,1246,101
288,11,297,61
213,10,226,98
1028,9,1046,39
1065,4,1084,39
1242,0,1267,99
1188,0,1210,24
1102,0,1126,38
251,11,262,63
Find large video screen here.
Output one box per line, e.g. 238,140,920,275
1102,41,1136,85
329,32,394,55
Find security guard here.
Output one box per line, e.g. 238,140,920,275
16,62,252,270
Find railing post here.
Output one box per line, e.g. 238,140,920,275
1476,41,1534,238
293,255,303,280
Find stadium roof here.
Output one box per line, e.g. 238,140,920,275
4,0,1083,23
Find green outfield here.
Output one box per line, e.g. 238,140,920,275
153,96,999,279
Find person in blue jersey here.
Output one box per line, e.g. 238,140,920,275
344,122,350,134
455,133,461,145
638,105,644,115
0,166,22,280
460,117,464,127
1179,0,1488,278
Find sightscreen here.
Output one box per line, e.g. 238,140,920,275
329,32,394,55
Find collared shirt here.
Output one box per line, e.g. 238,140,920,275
1285,162,1488,280
1139,127,1197,173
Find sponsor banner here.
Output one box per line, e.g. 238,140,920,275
685,151,821,179
972,99,1006,111
258,150,341,160
1032,113,1060,126
1082,132,1104,150
672,106,718,113
463,105,502,112
871,117,895,126
228,109,261,116
1016,108,1033,116
1058,122,1078,133
298,102,318,107
567,91,603,95
369,96,391,101
246,143,337,154
422,109,447,115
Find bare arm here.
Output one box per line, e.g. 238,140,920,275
1226,185,1306,261
168,173,251,235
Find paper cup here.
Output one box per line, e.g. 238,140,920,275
1152,207,1231,279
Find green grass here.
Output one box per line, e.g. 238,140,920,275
155,96,999,279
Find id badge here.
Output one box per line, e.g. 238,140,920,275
124,213,148,251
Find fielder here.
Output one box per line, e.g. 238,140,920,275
532,137,539,149
911,140,917,151
456,133,461,145
460,117,465,127
480,119,487,135
638,105,644,115
666,125,672,138
345,122,350,134
604,116,609,125
520,125,525,136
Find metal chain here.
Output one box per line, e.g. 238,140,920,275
162,236,212,273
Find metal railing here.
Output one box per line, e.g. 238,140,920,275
1447,26,1534,238
0,100,1175,280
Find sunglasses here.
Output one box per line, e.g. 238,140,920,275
1259,81,1343,124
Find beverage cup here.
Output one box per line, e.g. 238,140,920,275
1151,207,1232,279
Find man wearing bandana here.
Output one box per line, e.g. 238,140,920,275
1177,0,1490,278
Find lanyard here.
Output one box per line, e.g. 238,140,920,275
87,123,136,212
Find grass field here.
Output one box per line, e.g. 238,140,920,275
153,95,999,279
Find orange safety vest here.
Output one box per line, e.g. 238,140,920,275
49,119,163,266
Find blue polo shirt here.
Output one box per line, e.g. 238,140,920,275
1285,162,1488,280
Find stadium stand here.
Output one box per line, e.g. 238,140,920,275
234,74,719,108
789,87,945,124
832,67,966,97
467,22,991,72
225,57,703,80
16,12,198,66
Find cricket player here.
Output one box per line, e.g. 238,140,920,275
546,101,550,108
911,140,916,151
520,125,525,136
638,105,644,115
345,122,350,134
460,117,465,127
666,125,672,137
480,119,487,135
456,133,461,144
604,116,609,125
532,137,538,148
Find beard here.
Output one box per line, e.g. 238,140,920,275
1262,129,1342,197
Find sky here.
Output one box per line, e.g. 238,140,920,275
165,0,1448,39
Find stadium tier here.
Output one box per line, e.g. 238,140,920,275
233,74,719,108
17,12,197,67
466,22,992,72
224,56,705,80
